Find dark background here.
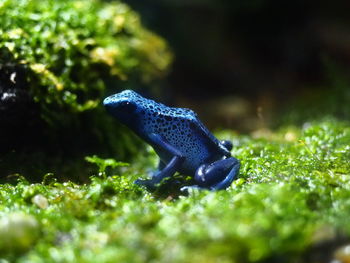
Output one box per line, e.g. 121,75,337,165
124,0,350,129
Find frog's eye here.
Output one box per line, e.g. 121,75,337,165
118,101,136,112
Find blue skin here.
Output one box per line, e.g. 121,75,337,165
103,90,240,191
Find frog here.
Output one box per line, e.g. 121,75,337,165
103,90,240,191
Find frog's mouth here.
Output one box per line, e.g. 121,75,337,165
104,96,136,113
103,95,138,126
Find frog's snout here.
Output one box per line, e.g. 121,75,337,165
103,96,112,107
103,95,124,109
103,95,137,116
103,96,115,113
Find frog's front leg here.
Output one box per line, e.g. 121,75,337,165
135,133,184,191
221,140,233,151
185,157,240,191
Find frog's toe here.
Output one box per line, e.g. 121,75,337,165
180,185,205,194
134,179,157,191
134,178,144,185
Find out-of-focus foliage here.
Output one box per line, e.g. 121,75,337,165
0,0,171,122
85,155,129,174
280,59,350,125
1,119,350,262
124,0,350,101
0,0,172,179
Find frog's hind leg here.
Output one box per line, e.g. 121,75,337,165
208,159,240,190
191,157,240,191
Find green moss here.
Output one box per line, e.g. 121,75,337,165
0,0,171,119
0,0,172,178
0,119,349,262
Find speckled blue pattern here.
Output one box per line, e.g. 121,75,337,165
105,90,227,172
104,90,240,191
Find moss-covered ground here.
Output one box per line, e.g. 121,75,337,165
1,118,350,262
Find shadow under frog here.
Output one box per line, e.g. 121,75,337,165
103,90,240,191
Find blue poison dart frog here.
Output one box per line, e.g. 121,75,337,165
103,90,240,191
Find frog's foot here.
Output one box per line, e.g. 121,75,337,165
135,133,185,192
180,185,202,194
134,178,158,192
192,157,240,191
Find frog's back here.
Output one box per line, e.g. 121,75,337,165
137,98,224,173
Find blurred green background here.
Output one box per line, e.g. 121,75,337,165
124,0,350,128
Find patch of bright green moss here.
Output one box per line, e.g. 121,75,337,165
0,0,172,176
0,119,349,262
0,0,172,121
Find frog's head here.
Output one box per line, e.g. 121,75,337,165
103,90,141,128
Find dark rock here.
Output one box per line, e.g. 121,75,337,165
0,61,42,152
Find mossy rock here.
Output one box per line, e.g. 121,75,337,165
0,0,172,177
